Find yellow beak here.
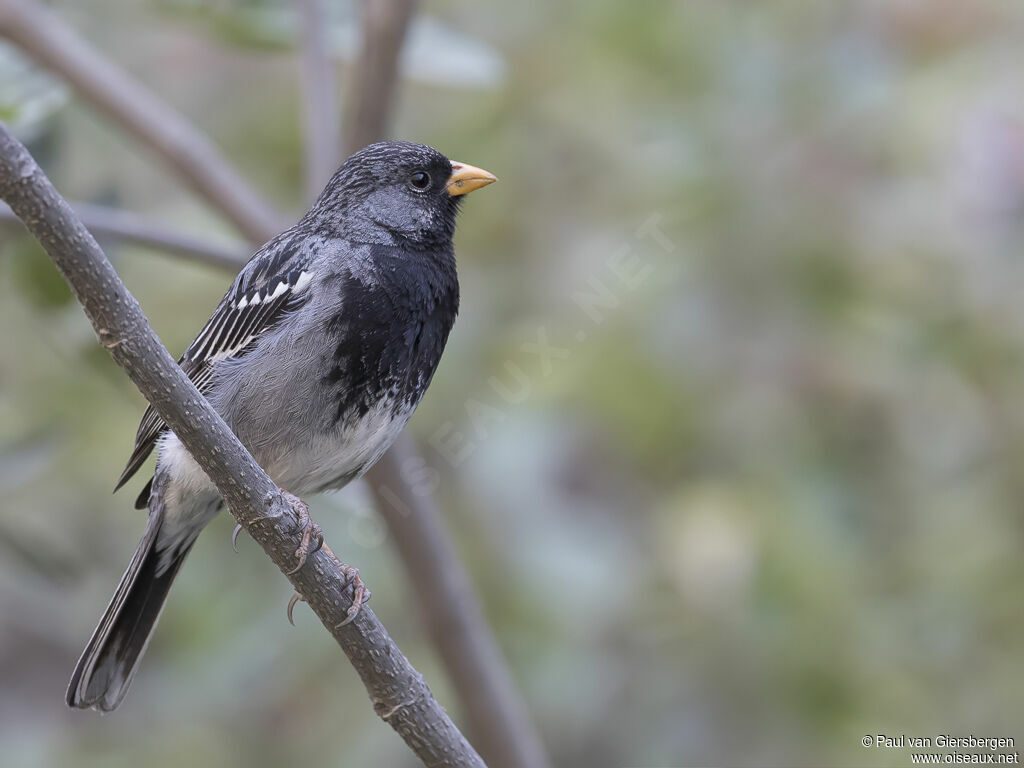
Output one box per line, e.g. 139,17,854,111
447,161,498,196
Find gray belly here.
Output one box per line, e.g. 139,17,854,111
203,325,415,495
258,398,414,494
158,391,413,502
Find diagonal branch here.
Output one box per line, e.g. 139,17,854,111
0,122,485,768
4,190,550,768
0,0,287,243
1,2,547,764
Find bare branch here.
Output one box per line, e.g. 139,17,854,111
0,0,287,243
343,0,417,157
0,123,485,768
0,200,248,271
297,0,341,201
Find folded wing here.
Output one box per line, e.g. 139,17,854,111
114,268,314,496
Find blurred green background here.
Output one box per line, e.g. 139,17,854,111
2,1,1023,766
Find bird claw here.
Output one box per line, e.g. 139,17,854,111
272,489,364,626
285,566,365,628
282,490,322,575
334,562,368,628
231,523,244,553
286,592,304,626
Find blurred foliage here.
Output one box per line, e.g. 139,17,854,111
159,0,505,88
1,0,1024,766
0,42,66,141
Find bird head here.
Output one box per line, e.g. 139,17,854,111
308,141,497,249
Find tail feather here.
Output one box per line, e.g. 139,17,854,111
66,502,192,712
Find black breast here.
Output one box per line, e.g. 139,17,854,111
321,245,458,427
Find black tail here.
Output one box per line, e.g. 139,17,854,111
66,502,191,712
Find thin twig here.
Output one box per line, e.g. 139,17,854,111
0,0,287,243
0,122,485,768
0,200,248,271
297,0,341,201
369,439,552,768
343,0,417,157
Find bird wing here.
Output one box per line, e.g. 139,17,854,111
115,267,314,494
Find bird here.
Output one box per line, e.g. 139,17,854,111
66,140,497,712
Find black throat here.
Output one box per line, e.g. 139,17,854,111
321,243,459,428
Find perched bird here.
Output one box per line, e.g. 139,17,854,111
66,141,497,712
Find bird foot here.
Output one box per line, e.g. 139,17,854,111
231,523,244,552
335,562,368,628
283,490,323,574
284,564,367,627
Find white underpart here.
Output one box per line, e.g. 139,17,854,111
155,432,219,571
158,432,216,497
264,399,415,495
157,396,413,500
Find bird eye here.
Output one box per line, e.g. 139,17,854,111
409,171,430,190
